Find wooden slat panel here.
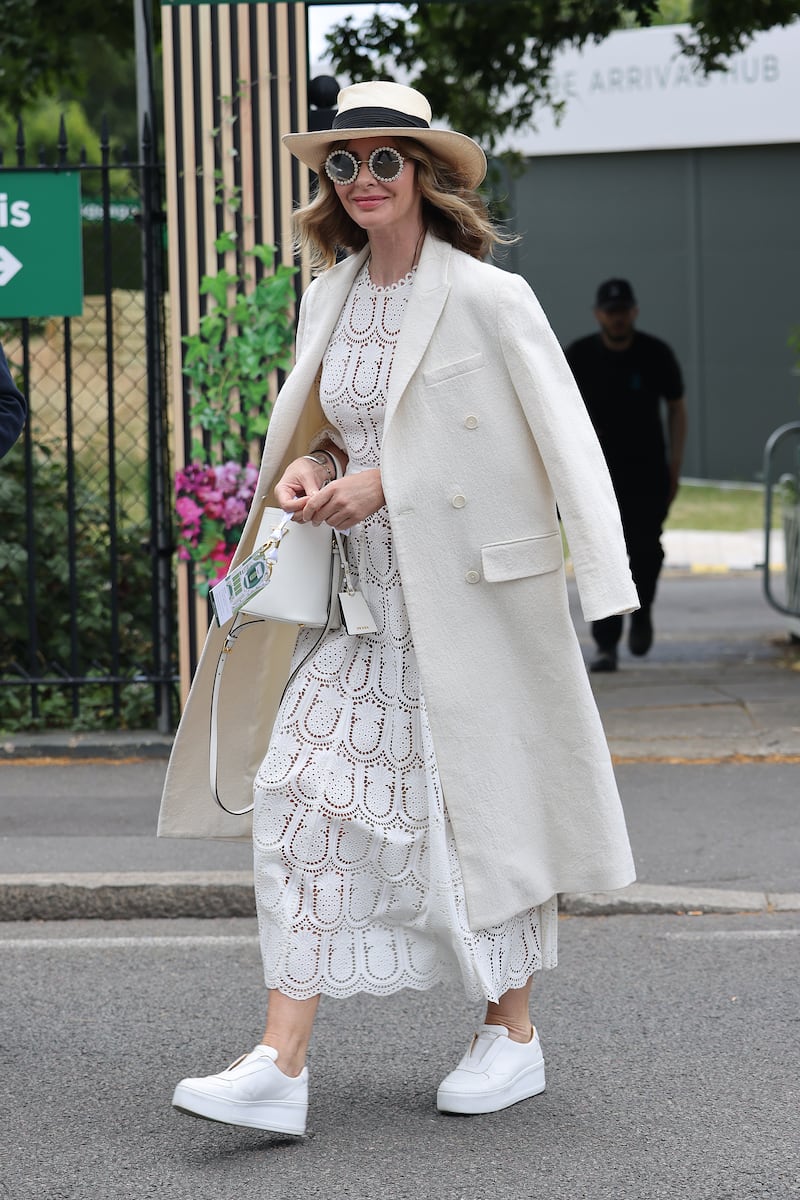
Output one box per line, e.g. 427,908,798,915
237,5,257,262
161,1,309,694
198,4,218,283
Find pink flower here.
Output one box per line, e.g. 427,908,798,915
176,463,215,493
175,495,203,541
175,459,258,586
238,463,259,498
214,461,242,495
222,496,248,528
176,495,203,522
197,487,225,519
208,538,235,584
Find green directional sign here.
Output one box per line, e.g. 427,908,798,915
0,172,83,318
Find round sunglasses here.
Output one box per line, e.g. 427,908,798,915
323,146,407,186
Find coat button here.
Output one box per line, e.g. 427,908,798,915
451,494,466,508
464,415,479,429
465,569,480,584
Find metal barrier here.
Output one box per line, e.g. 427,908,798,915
0,119,177,732
763,420,800,624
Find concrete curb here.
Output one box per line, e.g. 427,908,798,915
1,873,798,922
559,883,800,916
0,872,256,921
0,731,174,761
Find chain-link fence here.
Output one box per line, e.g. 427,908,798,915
0,119,177,732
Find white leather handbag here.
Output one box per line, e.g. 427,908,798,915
241,506,344,626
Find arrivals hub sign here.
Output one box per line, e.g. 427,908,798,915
502,22,800,156
0,172,83,318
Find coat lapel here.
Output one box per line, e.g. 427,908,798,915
384,235,452,433
260,235,448,485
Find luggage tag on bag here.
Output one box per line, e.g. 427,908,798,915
209,512,292,627
334,531,379,635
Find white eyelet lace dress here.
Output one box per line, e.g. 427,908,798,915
252,263,558,1003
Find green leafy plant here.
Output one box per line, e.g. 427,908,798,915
0,439,164,732
177,234,297,590
181,233,298,461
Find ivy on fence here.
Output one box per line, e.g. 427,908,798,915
177,233,298,592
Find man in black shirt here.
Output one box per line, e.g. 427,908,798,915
565,279,687,672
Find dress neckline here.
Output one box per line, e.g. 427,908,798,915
362,262,418,293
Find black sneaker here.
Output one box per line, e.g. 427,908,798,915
589,648,618,673
628,609,653,657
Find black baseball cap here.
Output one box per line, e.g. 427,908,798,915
595,279,636,310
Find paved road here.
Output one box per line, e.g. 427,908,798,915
2,913,798,1200
2,759,797,896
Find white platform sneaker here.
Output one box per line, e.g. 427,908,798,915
436,1024,546,1115
172,1045,308,1135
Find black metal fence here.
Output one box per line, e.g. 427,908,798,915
0,118,177,733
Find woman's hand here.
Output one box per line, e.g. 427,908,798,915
273,458,330,514
300,469,385,531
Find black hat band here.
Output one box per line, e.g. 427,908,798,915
332,106,430,131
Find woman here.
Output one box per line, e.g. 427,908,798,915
161,81,638,1134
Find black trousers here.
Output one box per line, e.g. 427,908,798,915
592,470,669,650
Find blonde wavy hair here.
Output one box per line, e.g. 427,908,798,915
292,138,517,273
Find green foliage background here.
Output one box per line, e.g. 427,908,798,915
0,441,160,731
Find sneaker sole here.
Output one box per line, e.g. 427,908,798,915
436,1062,546,1115
172,1083,307,1135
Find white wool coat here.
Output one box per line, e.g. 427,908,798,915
158,234,639,929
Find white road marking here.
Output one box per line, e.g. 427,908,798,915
665,929,800,941
0,935,258,950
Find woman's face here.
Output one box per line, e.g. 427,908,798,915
334,136,423,235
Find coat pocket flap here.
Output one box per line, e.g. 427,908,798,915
423,352,484,387
481,532,563,582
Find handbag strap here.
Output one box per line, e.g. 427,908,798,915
209,616,262,816
208,528,349,816
333,527,354,595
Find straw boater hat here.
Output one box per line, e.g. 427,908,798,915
283,80,487,189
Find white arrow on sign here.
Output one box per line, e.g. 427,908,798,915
0,246,23,287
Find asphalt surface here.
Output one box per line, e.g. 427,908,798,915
1,566,798,1200
0,570,798,921
2,911,798,1200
